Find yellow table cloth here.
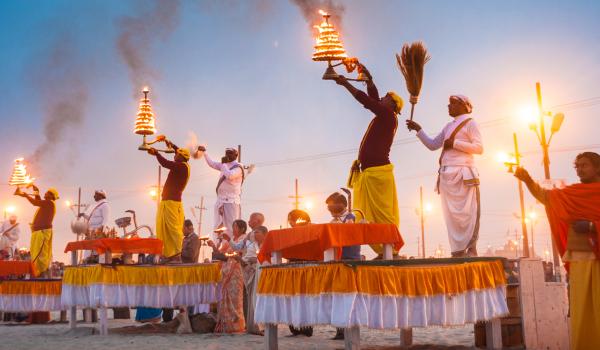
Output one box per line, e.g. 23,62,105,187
61,263,221,308
255,258,508,329
0,279,62,311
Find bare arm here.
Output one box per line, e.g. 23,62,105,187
514,167,548,204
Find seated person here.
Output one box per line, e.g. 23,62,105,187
326,192,361,260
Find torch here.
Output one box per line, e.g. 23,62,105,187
312,10,367,82
134,87,175,153
9,158,36,195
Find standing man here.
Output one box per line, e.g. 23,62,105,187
514,152,600,350
181,219,200,263
406,95,483,257
81,190,110,234
0,215,20,258
148,138,190,263
197,146,246,239
334,64,404,256
14,185,58,277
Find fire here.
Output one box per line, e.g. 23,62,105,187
9,158,35,186
312,10,347,62
295,218,307,225
134,87,156,136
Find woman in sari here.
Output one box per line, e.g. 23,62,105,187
211,219,247,333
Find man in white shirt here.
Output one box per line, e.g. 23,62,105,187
196,146,247,239
82,190,111,233
406,95,483,257
0,215,20,258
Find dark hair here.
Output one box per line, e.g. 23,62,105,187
184,219,194,227
233,219,247,234
287,209,311,225
576,152,600,174
325,192,347,207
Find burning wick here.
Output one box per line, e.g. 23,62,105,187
296,218,307,225
318,9,328,16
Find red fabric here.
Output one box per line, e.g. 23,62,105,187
64,238,163,255
258,223,404,263
0,261,36,277
545,182,600,261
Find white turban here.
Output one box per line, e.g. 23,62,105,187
450,94,473,114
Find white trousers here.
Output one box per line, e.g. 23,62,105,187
213,200,241,240
438,166,480,254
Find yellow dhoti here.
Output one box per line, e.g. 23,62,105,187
156,200,184,258
30,229,53,276
348,162,399,254
569,258,600,350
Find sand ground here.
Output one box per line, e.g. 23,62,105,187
0,311,479,350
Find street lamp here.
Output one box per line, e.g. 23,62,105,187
526,210,539,257
415,186,433,258
527,82,565,281
4,205,16,220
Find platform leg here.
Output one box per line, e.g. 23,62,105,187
265,324,278,350
84,308,93,323
383,244,393,260
344,326,360,350
485,318,502,349
99,306,108,335
70,250,78,329
400,328,413,346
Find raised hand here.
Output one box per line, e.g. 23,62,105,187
147,147,158,156
513,167,532,183
405,119,422,132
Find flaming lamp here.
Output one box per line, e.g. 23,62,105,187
312,10,367,81
9,158,34,187
134,87,174,153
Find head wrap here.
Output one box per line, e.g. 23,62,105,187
95,189,107,198
47,188,59,200
225,147,239,156
176,148,190,161
386,92,404,114
450,94,473,114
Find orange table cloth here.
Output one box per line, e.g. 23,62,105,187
0,261,36,277
64,238,163,255
258,223,404,263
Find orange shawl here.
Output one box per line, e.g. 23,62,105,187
545,182,600,261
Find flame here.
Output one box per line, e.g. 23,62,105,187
295,218,307,225
142,86,150,93
9,158,35,186
134,87,156,135
312,10,347,62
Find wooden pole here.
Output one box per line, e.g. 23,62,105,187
514,133,530,258
198,196,205,236
157,165,161,208
536,82,561,280
420,186,425,258
288,179,301,210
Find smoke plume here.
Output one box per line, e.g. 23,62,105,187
28,33,89,178
290,0,345,29
116,0,181,95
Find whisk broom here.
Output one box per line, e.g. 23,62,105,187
396,42,431,120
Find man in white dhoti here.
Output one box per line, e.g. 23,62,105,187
406,95,483,257
0,215,20,258
196,146,247,239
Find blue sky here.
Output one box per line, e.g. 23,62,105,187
1,0,600,262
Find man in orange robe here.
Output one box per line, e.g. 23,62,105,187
514,152,600,350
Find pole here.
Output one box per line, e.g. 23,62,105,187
514,133,529,257
295,179,299,210
157,166,161,208
197,196,206,236
420,186,425,258
536,82,561,280
530,220,535,258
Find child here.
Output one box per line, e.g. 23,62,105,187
326,192,360,260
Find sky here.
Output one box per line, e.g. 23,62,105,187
1,0,599,263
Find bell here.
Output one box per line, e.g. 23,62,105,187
322,63,339,80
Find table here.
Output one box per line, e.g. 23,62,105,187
0,279,62,312
0,261,36,277
64,237,163,255
258,223,404,263
61,263,221,334
256,258,508,350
